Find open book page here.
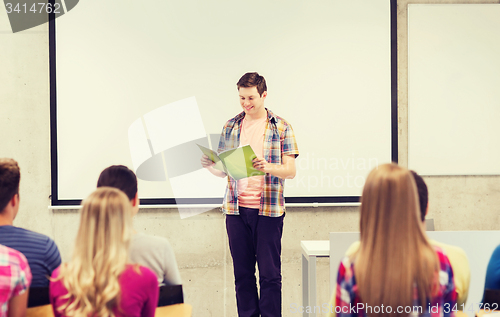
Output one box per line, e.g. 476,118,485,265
197,144,265,180
218,145,265,180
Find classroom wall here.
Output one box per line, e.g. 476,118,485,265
1,1,499,316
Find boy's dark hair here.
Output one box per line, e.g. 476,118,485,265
0,158,20,212
237,72,267,96
410,170,428,222
97,165,138,201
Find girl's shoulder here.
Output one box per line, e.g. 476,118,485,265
122,264,158,285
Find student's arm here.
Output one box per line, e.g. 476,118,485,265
452,247,470,307
141,268,159,317
7,291,28,317
334,258,354,317
441,252,457,317
326,289,337,317
45,238,62,278
8,250,31,317
253,121,299,179
252,155,296,179
49,267,64,317
201,155,227,178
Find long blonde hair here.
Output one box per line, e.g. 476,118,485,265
354,164,439,317
56,187,133,317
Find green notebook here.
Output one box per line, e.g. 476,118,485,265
197,144,265,180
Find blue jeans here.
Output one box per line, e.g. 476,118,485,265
226,207,285,317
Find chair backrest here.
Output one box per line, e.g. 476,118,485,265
158,284,184,307
425,218,435,231
155,303,192,317
483,289,500,306
329,232,360,295
28,287,50,308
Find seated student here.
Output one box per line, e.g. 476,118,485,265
340,171,470,308
0,244,32,317
327,164,456,317
482,246,500,302
0,158,61,287
49,187,159,317
96,165,182,286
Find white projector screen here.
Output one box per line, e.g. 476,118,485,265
408,4,500,176
50,0,395,206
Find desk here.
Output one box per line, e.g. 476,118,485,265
476,310,500,317
301,240,330,317
26,305,54,317
155,303,192,317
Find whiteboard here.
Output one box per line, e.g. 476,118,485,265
51,0,394,205
408,4,500,175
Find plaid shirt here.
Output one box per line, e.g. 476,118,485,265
334,246,456,317
218,108,299,217
0,245,32,317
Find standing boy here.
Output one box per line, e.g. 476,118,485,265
202,72,299,317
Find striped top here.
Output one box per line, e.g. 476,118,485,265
0,244,32,317
0,225,61,287
218,108,299,217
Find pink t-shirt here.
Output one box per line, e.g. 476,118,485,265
50,264,159,317
238,116,267,209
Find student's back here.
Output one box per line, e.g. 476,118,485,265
49,188,159,317
0,158,61,287
328,164,456,317
482,245,500,299
50,264,158,317
130,232,182,285
0,225,60,287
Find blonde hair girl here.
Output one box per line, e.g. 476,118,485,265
333,164,456,317
49,187,159,317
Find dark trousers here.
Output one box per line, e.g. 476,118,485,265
226,207,285,317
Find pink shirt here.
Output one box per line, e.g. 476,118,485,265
0,245,32,317
238,116,267,208
50,265,159,317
